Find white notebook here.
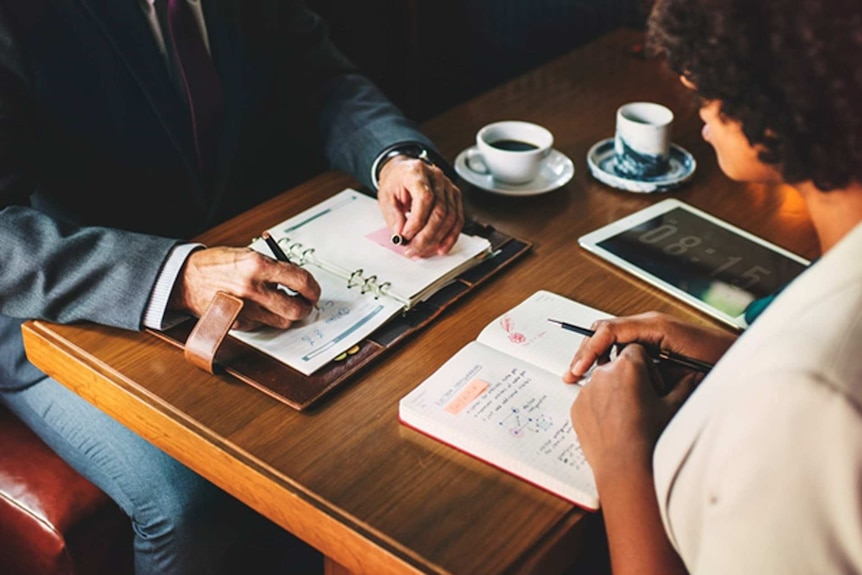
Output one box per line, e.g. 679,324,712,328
231,188,492,375
399,290,613,509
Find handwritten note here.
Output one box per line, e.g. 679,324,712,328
400,340,594,505
440,354,588,474
399,290,612,508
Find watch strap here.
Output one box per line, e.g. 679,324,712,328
371,141,455,189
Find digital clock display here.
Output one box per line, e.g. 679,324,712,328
596,207,809,318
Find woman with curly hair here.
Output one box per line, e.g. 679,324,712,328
565,0,862,573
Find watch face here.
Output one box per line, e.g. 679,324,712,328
595,207,808,318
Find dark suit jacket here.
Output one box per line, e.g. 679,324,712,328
0,0,436,389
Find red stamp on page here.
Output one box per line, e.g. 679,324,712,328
500,315,526,344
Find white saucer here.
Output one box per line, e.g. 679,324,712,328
454,146,575,196
587,138,696,193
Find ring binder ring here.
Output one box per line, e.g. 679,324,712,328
300,248,315,265
348,269,364,289
377,281,391,298
287,241,303,259
361,275,378,295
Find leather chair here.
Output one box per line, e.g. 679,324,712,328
0,403,133,575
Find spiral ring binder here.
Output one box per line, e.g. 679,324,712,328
278,237,405,303
282,240,315,266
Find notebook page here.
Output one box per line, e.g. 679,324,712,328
476,290,613,376
267,189,491,306
399,340,599,508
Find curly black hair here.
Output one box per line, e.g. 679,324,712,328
646,0,862,191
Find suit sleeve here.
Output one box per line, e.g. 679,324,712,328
0,7,178,331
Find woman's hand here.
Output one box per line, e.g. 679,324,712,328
571,343,695,575
571,343,702,482
565,311,736,384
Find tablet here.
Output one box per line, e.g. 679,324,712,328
578,199,810,329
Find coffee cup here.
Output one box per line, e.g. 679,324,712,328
613,102,673,179
465,121,554,184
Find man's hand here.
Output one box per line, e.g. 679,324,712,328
168,246,321,331
376,155,464,258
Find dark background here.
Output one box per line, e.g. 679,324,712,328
308,0,651,122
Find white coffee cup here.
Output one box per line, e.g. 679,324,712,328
613,102,673,179
465,120,554,184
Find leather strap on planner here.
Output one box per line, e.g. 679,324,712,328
184,291,244,374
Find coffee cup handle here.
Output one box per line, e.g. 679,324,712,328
464,148,490,175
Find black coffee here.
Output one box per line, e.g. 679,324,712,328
488,139,539,152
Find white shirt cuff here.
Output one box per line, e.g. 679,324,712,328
143,243,204,330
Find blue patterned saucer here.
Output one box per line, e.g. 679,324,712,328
587,138,696,193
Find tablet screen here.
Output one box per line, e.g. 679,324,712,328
593,206,808,318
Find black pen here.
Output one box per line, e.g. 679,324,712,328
262,231,292,264
547,318,713,374
261,231,320,311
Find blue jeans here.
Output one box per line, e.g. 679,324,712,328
1,376,313,574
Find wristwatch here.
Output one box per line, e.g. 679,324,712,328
371,142,454,189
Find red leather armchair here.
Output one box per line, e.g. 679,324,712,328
0,403,133,575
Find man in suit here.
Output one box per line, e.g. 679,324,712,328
0,0,464,572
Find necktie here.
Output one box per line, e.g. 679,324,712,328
164,0,224,178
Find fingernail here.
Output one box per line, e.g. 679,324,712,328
572,358,589,375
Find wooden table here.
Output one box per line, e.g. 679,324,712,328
22,29,819,575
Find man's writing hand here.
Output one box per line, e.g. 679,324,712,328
168,246,321,331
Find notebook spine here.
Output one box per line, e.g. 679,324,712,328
277,237,410,306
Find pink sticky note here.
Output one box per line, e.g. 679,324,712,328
366,227,408,256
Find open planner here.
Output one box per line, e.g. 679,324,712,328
399,290,613,509
149,188,531,410
232,188,493,375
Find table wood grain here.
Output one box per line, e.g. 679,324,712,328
22,28,818,575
